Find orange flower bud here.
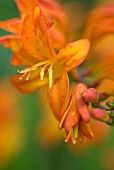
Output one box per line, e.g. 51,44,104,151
59,83,93,144
82,88,99,103
91,108,110,122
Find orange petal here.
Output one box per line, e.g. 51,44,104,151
84,5,114,41
0,18,21,34
59,88,81,131
76,94,90,123
37,0,67,31
79,120,94,140
0,36,38,66
0,35,18,48
49,71,69,120
11,69,48,94
57,39,90,72
49,27,66,50
16,0,38,15
21,7,56,61
63,102,80,132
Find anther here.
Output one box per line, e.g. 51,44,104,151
19,72,27,80
40,68,45,80
26,70,32,81
48,65,53,89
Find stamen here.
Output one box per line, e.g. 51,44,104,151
19,72,28,80
71,129,77,144
26,70,32,81
74,124,79,139
65,129,72,143
48,65,53,89
18,59,56,87
40,68,45,80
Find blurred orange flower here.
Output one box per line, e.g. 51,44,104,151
0,81,25,166
84,4,114,43
36,87,62,148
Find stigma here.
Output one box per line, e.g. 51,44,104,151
18,59,56,89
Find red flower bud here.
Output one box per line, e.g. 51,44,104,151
82,88,99,103
91,108,110,122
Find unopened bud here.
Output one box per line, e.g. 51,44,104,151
91,108,110,122
82,88,99,103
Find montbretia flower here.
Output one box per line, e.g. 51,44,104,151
11,7,90,93
0,0,67,51
84,5,114,43
49,83,98,144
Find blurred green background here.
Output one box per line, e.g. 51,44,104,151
0,0,114,170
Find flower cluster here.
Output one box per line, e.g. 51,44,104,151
0,0,114,144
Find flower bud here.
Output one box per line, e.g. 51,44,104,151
82,88,99,103
91,108,110,122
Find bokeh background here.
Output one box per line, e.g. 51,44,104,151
0,0,114,170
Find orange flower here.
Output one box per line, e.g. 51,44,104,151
16,0,67,30
84,4,114,43
0,81,24,165
49,83,99,144
11,7,90,93
0,0,67,50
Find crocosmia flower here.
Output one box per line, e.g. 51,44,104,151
11,7,90,93
0,0,67,50
50,82,99,144
84,5,114,43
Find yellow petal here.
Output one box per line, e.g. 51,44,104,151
57,39,90,72
11,69,48,94
21,7,56,61
49,71,69,120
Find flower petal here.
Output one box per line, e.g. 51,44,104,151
76,93,90,123
49,71,69,120
57,39,90,72
0,18,21,34
0,36,38,66
11,70,48,94
49,27,66,50
21,7,56,61
37,0,67,31
16,0,38,15
79,120,94,140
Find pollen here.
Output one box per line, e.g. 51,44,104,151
18,59,56,89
